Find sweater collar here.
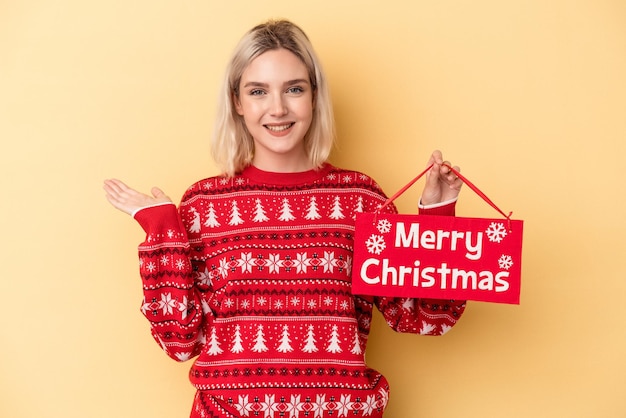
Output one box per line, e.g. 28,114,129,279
241,163,333,186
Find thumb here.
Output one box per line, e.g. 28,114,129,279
151,187,166,198
425,162,441,186
150,187,172,204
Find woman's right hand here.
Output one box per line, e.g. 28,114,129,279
103,179,172,216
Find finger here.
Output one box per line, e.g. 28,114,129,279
425,162,443,189
104,179,136,201
103,180,124,200
425,150,441,166
104,179,140,205
104,178,129,191
449,166,463,189
103,188,132,214
151,187,166,199
436,161,456,185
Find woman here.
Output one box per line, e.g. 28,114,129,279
104,19,465,418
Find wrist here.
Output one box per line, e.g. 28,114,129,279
418,197,458,216
131,202,176,219
419,196,457,209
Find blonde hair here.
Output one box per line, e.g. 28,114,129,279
211,19,335,177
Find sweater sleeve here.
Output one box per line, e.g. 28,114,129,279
374,199,467,336
133,203,210,361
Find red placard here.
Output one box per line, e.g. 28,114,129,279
352,213,523,304
351,162,523,304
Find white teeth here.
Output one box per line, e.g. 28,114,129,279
266,124,292,132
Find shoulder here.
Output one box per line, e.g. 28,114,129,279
180,173,249,203
324,164,387,194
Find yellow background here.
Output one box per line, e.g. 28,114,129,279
1,1,625,417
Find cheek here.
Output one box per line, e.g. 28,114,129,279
239,100,264,119
296,100,314,120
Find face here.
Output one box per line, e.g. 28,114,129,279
234,48,315,172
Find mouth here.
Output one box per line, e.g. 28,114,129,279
264,123,295,133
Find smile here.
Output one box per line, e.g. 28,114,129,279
265,123,294,132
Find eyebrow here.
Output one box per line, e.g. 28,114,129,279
242,79,310,89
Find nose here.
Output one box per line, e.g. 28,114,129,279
269,93,288,116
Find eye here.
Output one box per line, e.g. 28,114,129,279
249,89,266,96
286,86,304,94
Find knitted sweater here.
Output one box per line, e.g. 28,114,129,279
133,164,466,417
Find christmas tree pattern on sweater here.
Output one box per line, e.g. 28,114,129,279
134,164,465,418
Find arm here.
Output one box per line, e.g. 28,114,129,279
375,151,467,336
104,179,209,361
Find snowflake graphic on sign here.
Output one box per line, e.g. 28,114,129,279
486,222,507,243
365,234,386,255
376,219,392,234
498,254,513,270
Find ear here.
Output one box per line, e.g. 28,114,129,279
233,93,244,116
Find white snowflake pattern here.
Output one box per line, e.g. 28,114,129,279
223,298,234,308
376,219,392,234
339,300,349,310
290,296,300,306
307,299,317,309
320,251,335,273
160,293,177,315
441,324,453,335
273,300,284,310
294,252,310,274
498,254,514,270
343,174,353,183
257,296,268,306
363,394,377,415
402,299,415,311
218,258,229,279
486,222,507,243
267,253,282,273
238,252,255,273
323,296,333,306
260,394,276,414
419,321,437,335
145,261,157,272
196,267,212,286
160,255,169,265
175,259,186,270
240,300,251,309
235,177,246,185
175,352,192,361
336,394,352,416
235,395,252,416
365,234,386,255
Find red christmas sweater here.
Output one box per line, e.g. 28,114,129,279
133,164,466,418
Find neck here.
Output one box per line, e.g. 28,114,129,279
251,155,314,173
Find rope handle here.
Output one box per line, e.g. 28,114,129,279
376,163,513,229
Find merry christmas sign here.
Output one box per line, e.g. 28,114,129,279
351,164,523,304
352,213,523,304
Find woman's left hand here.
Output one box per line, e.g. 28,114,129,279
420,150,463,205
